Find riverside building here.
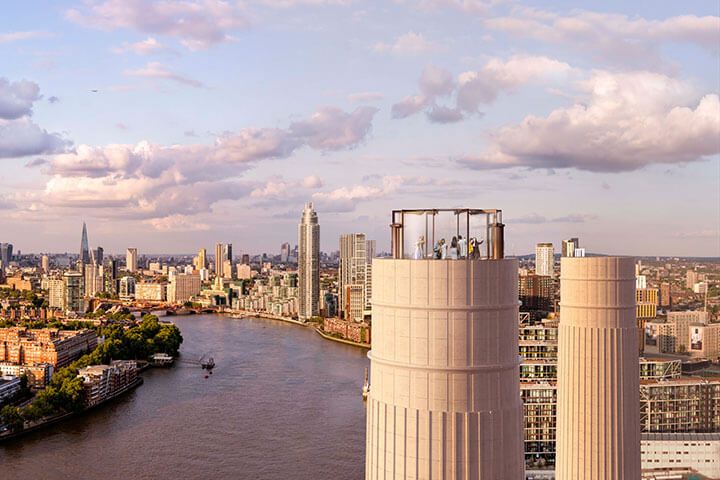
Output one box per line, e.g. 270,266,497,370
365,208,524,479
78,360,138,406
339,233,370,322
0,327,97,368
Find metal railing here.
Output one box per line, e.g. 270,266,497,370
390,209,505,260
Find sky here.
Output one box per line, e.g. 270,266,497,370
0,0,718,257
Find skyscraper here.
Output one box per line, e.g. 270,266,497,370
215,243,224,278
93,247,103,265
366,209,524,479
126,248,138,272
80,222,90,264
561,237,579,257
535,242,555,276
298,203,320,321
556,257,640,479
41,255,49,273
280,242,290,263
339,233,370,322
63,271,84,313
0,243,13,267
224,243,233,263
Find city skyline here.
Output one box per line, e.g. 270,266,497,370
0,1,718,257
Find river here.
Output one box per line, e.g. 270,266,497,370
0,315,370,479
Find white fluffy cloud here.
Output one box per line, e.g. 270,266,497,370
392,56,572,122
0,78,68,158
460,71,720,172
0,31,50,43
484,9,720,66
374,32,437,55
66,0,250,50
0,78,41,120
39,106,377,220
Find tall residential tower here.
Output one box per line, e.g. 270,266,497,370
298,203,320,321
339,233,369,322
535,242,554,276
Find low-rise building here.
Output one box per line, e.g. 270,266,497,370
0,327,97,368
0,375,21,405
688,323,720,360
323,317,371,344
78,360,138,407
0,362,53,389
641,433,720,479
135,283,167,302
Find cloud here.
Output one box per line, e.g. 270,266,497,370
66,0,250,50
0,78,41,120
0,31,50,43
47,96,60,104
460,71,720,172
348,91,384,103
112,37,170,55
0,195,16,210
37,106,376,219
301,175,323,188
259,0,354,6
124,62,205,88
426,105,464,123
484,9,720,66
398,0,495,14
374,31,437,55
25,157,48,168
0,118,69,159
288,106,378,150
144,214,210,232
513,213,597,224
392,56,571,121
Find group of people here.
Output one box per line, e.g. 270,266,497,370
413,235,483,260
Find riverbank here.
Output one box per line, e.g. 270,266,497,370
314,327,370,349
222,310,308,327
0,377,144,443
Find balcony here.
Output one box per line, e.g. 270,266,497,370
389,208,505,260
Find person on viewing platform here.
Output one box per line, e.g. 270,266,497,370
414,236,425,259
450,237,459,259
458,235,467,258
440,238,448,259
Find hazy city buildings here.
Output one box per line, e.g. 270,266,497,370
366,209,524,479
298,203,320,321
556,257,641,479
126,248,138,272
535,243,554,276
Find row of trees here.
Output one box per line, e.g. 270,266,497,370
0,315,182,432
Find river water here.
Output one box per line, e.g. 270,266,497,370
0,315,370,479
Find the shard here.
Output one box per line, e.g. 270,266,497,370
80,222,90,264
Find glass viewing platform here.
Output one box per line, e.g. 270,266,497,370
390,209,505,260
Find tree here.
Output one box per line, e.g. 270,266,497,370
1,405,24,432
